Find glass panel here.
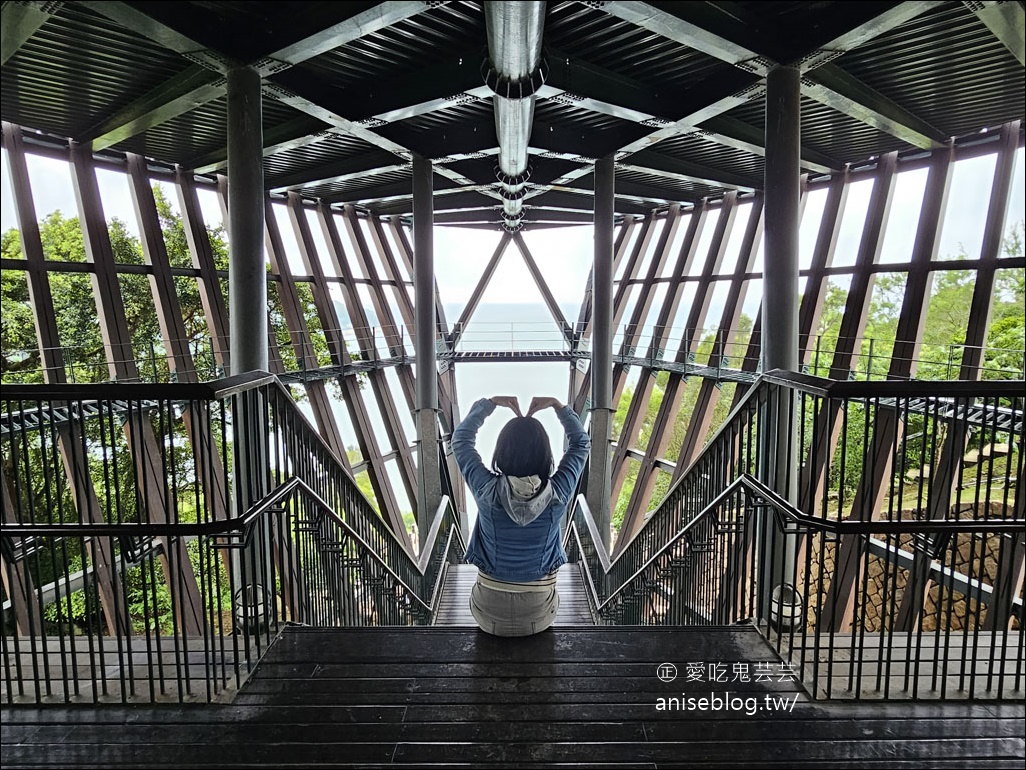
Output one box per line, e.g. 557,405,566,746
1,148,19,238
664,283,698,356
612,457,641,536
879,168,929,265
0,269,42,382
612,367,642,444
659,212,692,278
1001,147,1024,255
50,273,103,382
614,221,644,281
303,207,338,278
807,274,853,377
688,206,721,276
150,179,192,269
917,269,977,379
358,217,390,279
25,155,79,232
983,267,1025,379
718,201,754,275
937,154,998,260
799,187,829,270
830,177,874,268
95,167,141,249
327,283,360,352
333,212,365,279
385,459,415,541
859,272,908,380
270,202,306,275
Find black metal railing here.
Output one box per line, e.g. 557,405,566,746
0,373,463,704
565,372,1024,699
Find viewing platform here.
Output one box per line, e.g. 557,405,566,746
4,625,1023,769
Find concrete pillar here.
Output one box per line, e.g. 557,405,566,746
586,154,615,551
760,65,802,626
227,65,267,375
413,154,442,545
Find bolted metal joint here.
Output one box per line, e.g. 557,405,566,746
481,54,549,99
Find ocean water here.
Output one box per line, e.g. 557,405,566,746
312,301,585,519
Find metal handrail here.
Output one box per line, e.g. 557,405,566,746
607,369,1023,560
570,474,1026,616
0,476,463,614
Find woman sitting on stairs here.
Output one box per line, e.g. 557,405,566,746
451,395,591,637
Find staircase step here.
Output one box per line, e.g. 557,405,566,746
434,563,595,626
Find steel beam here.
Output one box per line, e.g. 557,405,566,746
267,2,438,66
966,0,1026,67
512,233,575,347
450,234,513,348
1,0,56,65
188,117,332,175
803,65,947,150
81,66,225,151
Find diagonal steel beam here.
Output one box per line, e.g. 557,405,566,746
784,1,942,69
259,80,490,195
620,148,761,192
270,159,410,193
599,1,769,73
1,0,58,65
803,64,948,150
78,1,235,72
449,233,513,348
699,116,839,174
80,65,226,151
188,117,333,174
75,0,481,196
267,1,441,66
966,0,1026,66
578,0,941,181
511,233,575,346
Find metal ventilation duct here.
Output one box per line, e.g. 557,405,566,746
483,1,547,231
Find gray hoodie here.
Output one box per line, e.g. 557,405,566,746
497,474,555,526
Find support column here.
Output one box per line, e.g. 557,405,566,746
227,65,266,375
760,65,801,624
226,66,270,629
762,64,801,378
413,154,443,544
586,154,615,551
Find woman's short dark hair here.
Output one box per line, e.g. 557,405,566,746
492,416,554,480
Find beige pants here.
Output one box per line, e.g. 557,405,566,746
469,571,560,637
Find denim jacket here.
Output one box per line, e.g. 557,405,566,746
452,398,591,583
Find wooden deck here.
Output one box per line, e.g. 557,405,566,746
434,563,595,626
3,625,1023,768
